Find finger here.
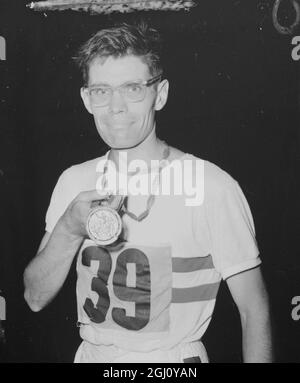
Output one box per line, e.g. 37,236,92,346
77,189,112,202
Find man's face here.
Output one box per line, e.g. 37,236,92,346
81,55,169,149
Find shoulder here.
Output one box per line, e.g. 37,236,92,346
54,154,108,194
186,154,238,201
167,145,238,195
61,155,107,181
204,159,236,190
187,153,236,185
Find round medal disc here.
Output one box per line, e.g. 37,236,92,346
86,206,122,246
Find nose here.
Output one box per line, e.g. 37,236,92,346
109,88,128,114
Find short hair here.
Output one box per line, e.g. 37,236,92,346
74,22,163,86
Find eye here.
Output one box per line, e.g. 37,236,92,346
126,83,143,94
91,87,110,97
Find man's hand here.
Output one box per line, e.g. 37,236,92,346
24,189,112,312
59,189,112,238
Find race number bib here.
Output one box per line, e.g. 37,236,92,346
77,241,172,333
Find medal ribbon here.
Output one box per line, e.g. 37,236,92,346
101,143,170,222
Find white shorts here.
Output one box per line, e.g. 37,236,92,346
74,340,209,363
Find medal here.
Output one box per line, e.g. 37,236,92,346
86,195,124,246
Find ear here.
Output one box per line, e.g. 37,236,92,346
155,79,169,111
80,87,93,114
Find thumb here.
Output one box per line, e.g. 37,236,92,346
78,189,112,202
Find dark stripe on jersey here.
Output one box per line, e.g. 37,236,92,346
172,281,220,303
172,255,214,272
183,356,202,363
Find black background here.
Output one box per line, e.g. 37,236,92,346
0,0,299,363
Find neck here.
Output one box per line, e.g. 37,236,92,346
108,126,167,171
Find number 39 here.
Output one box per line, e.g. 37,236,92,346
82,246,151,331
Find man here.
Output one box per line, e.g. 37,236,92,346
24,22,273,363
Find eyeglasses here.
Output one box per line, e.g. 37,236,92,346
84,73,162,107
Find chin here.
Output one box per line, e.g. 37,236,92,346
111,143,139,150
106,137,142,149
110,138,142,150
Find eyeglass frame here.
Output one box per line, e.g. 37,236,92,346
83,72,163,107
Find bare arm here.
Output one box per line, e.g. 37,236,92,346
226,266,273,363
24,190,110,312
